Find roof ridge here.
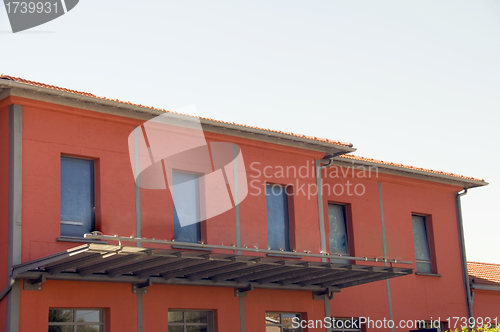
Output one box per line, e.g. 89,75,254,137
0,74,354,148
338,154,485,182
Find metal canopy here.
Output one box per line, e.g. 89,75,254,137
12,244,412,293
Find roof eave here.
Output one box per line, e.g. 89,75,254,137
470,283,500,292
326,157,488,189
0,80,356,156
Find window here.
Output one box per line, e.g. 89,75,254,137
266,184,290,251
330,317,362,332
265,312,302,332
168,310,214,332
60,157,95,238
412,215,433,273
173,171,201,243
328,204,350,263
48,308,104,332
410,320,443,332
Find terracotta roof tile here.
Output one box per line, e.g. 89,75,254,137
0,74,487,184
339,154,485,182
468,261,500,286
0,74,354,148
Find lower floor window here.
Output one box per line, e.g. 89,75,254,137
330,317,362,332
168,310,214,332
412,321,443,332
266,312,302,332
48,309,104,332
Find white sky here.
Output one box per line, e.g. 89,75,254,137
1,0,499,263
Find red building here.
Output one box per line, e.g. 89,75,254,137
468,262,500,325
0,75,494,332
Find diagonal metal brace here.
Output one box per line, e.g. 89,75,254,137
132,279,152,294
23,274,46,291
313,287,335,300
235,284,253,298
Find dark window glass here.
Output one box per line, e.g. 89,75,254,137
266,184,290,251
412,215,433,273
48,309,103,332
265,312,302,331
173,171,201,243
60,157,95,237
330,317,362,332
328,204,349,257
168,310,213,332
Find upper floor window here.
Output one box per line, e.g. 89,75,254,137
168,310,214,332
265,312,302,332
173,171,201,243
412,215,433,274
266,184,290,251
49,308,104,332
328,203,350,259
60,156,95,238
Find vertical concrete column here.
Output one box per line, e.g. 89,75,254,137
233,145,246,332
378,183,395,332
7,104,22,332
134,127,144,332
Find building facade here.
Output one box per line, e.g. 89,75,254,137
0,75,493,332
468,262,500,326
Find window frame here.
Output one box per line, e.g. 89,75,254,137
265,312,303,332
411,214,436,274
48,308,105,332
172,170,203,244
60,155,96,238
330,317,363,332
265,183,292,251
326,202,354,264
167,309,214,332
411,320,444,332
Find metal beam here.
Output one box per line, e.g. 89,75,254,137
257,268,311,284
161,261,227,280
13,270,343,292
84,234,412,265
299,270,354,286
107,256,173,277
235,266,296,283
187,262,247,281
279,269,336,285
78,254,144,276
47,253,107,275
322,272,378,287
337,273,402,288
135,258,199,279
210,264,271,282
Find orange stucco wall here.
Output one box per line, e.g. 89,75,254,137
0,95,481,331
